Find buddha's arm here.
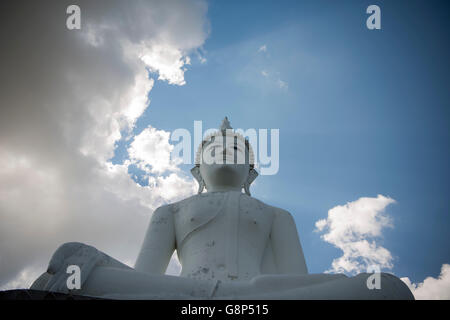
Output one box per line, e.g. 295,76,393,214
270,208,308,274
134,205,176,274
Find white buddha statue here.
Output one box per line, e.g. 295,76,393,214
30,118,414,300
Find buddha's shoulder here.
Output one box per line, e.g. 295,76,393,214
152,193,207,215
156,192,228,209
240,194,269,208
241,195,294,219
153,193,292,217
239,194,295,222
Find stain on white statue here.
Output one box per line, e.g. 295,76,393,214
31,118,414,299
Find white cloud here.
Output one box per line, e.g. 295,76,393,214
150,173,197,202
401,264,450,300
198,56,207,64
258,70,288,91
128,127,182,174
120,74,155,131
140,45,191,86
315,195,395,274
195,48,208,64
0,266,44,291
277,79,288,90
0,0,207,289
316,195,450,300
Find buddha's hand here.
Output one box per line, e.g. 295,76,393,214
43,242,128,293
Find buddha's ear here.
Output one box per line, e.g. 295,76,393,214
190,166,205,194
243,168,258,196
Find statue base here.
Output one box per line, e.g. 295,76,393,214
0,289,102,300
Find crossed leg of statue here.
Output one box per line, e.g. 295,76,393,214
31,242,414,300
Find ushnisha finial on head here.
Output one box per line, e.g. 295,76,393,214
193,117,255,166
220,116,232,131
191,117,258,196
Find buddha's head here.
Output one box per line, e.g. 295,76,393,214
191,117,258,195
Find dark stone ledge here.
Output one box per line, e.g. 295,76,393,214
0,289,102,300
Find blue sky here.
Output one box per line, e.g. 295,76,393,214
109,0,450,284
